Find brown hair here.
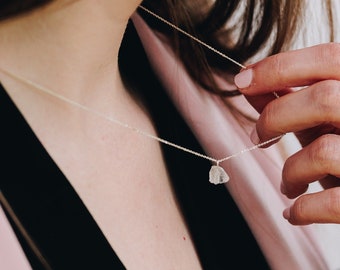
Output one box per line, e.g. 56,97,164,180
0,0,334,97
0,0,53,20
140,0,334,97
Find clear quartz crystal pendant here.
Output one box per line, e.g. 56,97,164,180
209,165,230,185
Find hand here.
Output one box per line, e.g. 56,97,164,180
234,43,340,225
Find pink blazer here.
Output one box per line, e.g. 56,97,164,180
131,13,340,270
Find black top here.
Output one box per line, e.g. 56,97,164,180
0,21,270,270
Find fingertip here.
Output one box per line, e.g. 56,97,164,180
280,182,287,195
283,207,291,220
234,68,253,89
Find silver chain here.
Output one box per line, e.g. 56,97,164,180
0,6,284,167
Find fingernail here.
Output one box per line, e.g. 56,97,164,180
250,127,260,145
280,182,287,195
283,207,290,220
234,68,253,89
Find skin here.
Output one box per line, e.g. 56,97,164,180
235,43,340,225
0,0,202,269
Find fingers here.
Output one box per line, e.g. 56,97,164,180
234,43,340,225
281,134,340,199
252,80,340,144
281,134,340,225
244,89,292,113
235,43,340,94
233,43,340,224
283,188,340,225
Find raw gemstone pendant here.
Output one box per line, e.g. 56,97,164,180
209,165,230,184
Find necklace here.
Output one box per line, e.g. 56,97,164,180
0,6,283,185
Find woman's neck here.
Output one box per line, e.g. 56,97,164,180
0,0,140,101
